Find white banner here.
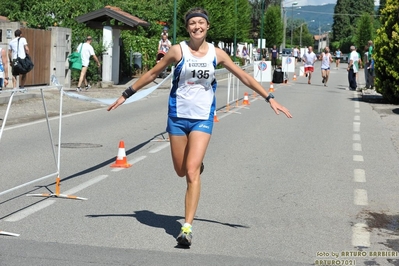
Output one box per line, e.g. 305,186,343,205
253,61,272,82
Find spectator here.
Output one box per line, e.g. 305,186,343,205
242,46,249,65
270,45,278,69
158,34,171,53
0,45,10,91
161,26,169,37
76,36,101,92
8,29,29,91
347,45,359,90
363,45,370,89
367,40,375,89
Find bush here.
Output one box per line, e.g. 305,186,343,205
374,0,399,103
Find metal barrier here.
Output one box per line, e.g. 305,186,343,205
0,76,87,237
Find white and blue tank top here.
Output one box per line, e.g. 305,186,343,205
321,53,331,69
168,41,217,121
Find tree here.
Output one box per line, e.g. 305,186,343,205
332,0,375,52
354,13,374,53
1,0,255,76
374,0,399,103
292,23,313,48
332,0,351,42
263,5,283,48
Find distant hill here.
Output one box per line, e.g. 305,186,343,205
290,4,335,34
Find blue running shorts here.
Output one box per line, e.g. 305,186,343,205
166,116,213,136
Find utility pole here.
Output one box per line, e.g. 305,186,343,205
260,0,265,56
290,2,298,47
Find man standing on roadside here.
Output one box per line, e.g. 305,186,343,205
347,45,359,90
8,29,29,91
367,40,375,89
271,45,278,70
76,36,101,92
292,46,300,64
302,46,317,85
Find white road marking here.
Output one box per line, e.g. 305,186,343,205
353,143,362,152
354,115,360,121
353,134,361,141
353,155,364,162
352,223,370,247
353,122,361,132
62,175,108,196
354,189,368,205
354,169,366,182
111,156,147,172
149,143,170,153
4,175,108,222
5,200,56,222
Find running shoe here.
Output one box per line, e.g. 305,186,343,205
85,84,91,91
176,225,192,247
76,87,82,92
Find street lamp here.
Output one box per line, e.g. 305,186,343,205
290,2,298,46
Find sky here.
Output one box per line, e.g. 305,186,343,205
284,0,380,6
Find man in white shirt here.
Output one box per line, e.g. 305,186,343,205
292,46,300,64
8,29,30,90
76,36,101,92
347,45,359,90
302,46,317,84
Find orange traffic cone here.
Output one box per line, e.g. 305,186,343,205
293,74,297,81
111,141,132,168
268,83,275,92
213,111,219,122
242,92,250,105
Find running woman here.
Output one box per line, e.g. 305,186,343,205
107,7,292,247
334,48,342,69
320,47,333,86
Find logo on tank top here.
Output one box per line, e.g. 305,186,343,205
189,63,208,68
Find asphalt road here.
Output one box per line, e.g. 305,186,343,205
1,62,399,266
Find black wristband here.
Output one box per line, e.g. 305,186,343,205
122,86,136,99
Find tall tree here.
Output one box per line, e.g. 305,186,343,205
263,5,283,48
374,0,399,103
354,13,374,52
332,0,351,42
332,0,375,43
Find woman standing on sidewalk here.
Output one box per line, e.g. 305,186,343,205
108,7,292,247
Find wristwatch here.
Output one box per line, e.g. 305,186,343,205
265,93,274,102
4,77,9,80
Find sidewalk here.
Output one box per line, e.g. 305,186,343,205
0,76,171,105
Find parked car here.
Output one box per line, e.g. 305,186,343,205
280,48,292,56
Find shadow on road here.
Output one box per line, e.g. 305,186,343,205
86,210,250,239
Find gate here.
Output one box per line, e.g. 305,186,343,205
22,28,51,86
